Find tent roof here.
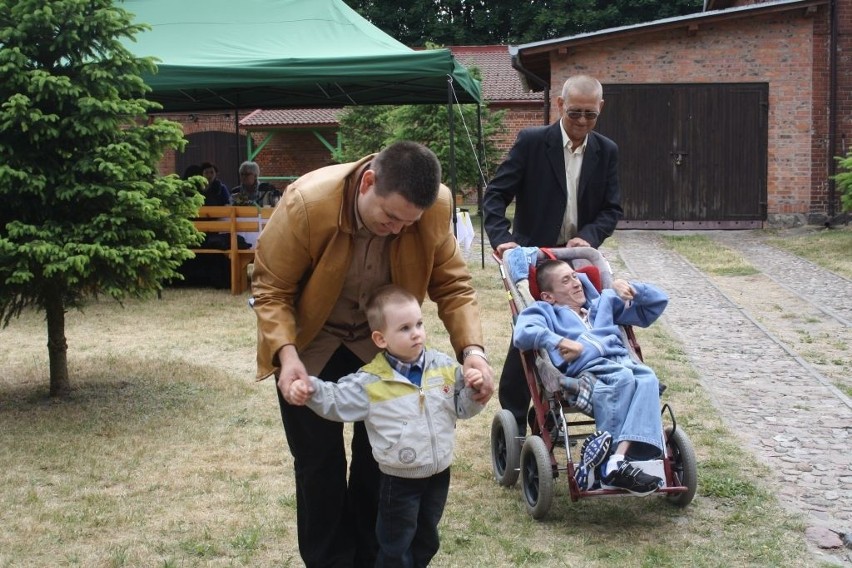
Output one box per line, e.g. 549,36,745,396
121,0,481,111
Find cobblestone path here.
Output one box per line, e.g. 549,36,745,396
614,230,851,564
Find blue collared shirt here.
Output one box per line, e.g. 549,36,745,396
383,349,426,386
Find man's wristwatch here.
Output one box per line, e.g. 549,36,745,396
462,347,489,364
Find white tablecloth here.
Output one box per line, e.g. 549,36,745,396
454,209,474,252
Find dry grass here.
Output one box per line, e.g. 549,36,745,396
0,240,830,567
765,225,852,279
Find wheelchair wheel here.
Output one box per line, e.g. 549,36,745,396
520,435,554,520
665,425,697,507
491,410,520,487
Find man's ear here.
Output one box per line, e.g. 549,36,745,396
360,169,375,195
371,329,387,350
540,290,555,305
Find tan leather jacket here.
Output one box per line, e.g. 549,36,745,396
252,155,483,380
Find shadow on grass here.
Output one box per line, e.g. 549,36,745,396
0,355,241,437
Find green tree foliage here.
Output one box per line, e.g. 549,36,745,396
347,0,704,46
0,0,203,396
333,100,505,200
834,152,852,213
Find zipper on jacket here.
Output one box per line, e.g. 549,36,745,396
581,330,606,357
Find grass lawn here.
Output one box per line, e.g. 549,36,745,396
0,228,843,567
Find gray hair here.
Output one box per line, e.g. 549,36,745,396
561,75,603,101
238,161,260,176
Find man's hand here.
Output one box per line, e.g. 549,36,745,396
612,279,635,304
462,355,494,404
287,377,314,406
276,344,310,404
557,338,583,362
566,237,591,248
494,241,519,259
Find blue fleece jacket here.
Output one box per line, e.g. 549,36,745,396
513,275,668,376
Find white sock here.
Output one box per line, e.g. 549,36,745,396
605,454,625,477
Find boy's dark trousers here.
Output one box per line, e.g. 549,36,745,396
375,467,451,568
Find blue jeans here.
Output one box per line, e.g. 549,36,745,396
587,356,664,457
375,468,451,568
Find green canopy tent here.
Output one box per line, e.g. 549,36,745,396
121,0,484,259
121,0,481,109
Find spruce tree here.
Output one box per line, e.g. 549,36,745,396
0,0,203,396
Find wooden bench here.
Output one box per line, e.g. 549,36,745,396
191,205,274,295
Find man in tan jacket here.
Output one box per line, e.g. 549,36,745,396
252,141,493,567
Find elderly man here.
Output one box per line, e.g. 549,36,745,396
230,160,281,206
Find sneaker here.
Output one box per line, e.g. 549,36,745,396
575,430,611,490
601,461,664,496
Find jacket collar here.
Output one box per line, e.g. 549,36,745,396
339,156,375,235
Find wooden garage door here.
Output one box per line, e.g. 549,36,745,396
597,83,768,228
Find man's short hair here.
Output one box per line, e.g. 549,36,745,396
366,284,418,332
371,141,441,209
562,75,603,101
535,259,572,294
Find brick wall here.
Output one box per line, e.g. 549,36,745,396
547,5,846,217
831,0,852,217
244,129,338,185
156,112,337,189
485,102,545,178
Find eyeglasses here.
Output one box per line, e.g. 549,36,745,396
565,110,599,121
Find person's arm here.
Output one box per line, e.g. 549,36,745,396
609,281,669,327
460,347,494,403
455,367,488,419
276,344,309,403
304,373,371,423
414,192,494,401
483,130,530,251
252,189,314,379
512,303,568,352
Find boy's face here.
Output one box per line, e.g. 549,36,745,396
371,299,426,363
541,263,586,310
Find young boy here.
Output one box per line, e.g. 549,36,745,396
288,284,489,566
513,259,669,495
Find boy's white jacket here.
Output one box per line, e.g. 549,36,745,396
306,348,484,479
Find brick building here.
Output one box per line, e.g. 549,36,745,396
157,0,849,226
510,0,849,226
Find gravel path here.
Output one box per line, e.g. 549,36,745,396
613,230,851,564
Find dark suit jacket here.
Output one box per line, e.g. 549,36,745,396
483,122,623,249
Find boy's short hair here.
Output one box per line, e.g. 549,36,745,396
535,259,571,294
366,285,418,332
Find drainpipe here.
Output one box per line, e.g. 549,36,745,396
826,0,838,224
509,46,551,125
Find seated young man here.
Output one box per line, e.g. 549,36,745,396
513,259,669,495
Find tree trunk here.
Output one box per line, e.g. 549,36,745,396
45,288,70,397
